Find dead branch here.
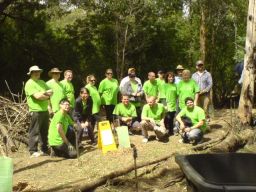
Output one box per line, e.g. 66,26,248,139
0,124,17,152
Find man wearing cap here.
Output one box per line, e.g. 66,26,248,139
61,70,75,110
175,65,185,84
25,65,53,157
46,68,66,115
119,68,142,91
192,60,212,121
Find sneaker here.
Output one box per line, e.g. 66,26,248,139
142,138,148,143
39,151,48,156
179,139,185,143
30,152,41,158
128,130,134,135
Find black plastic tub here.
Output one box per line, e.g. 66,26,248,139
175,153,256,192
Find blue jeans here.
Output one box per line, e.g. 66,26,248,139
174,121,203,143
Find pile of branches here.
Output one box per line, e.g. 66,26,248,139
0,95,30,152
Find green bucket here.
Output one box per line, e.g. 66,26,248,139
0,156,13,192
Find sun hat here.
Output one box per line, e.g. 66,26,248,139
27,66,43,75
48,67,62,77
176,65,185,70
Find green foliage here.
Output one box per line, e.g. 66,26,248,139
0,0,249,105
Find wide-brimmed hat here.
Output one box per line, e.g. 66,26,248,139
176,65,184,70
27,65,43,75
48,67,62,77
128,67,136,74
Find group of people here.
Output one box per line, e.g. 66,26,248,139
24,60,213,158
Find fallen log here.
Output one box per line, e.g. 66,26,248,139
0,124,17,152
209,128,255,153
78,153,175,191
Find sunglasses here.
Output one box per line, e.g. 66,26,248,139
106,73,113,75
90,79,96,82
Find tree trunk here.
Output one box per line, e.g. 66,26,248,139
238,0,256,124
199,2,207,63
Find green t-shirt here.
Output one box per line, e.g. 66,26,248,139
156,78,166,99
113,103,137,117
85,84,101,114
46,79,66,113
143,80,158,97
177,106,206,132
131,81,138,93
141,103,165,124
130,81,141,107
48,110,74,146
25,79,49,112
60,79,75,108
98,78,119,105
177,79,199,109
164,83,177,112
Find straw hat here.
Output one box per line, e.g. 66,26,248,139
48,68,62,77
27,65,43,75
176,65,185,70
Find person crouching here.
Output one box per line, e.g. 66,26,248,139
48,98,77,158
175,97,206,145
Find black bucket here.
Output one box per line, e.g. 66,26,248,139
175,153,256,192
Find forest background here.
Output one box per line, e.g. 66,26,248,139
0,0,248,107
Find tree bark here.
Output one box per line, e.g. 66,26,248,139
199,1,207,63
238,0,256,124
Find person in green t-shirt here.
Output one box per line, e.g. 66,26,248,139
113,95,141,134
48,98,77,158
98,68,119,123
164,71,177,135
46,68,66,114
177,69,199,109
60,70,75,109
121,71,143,121
85,74,102,131
175,97,206,145
156,70,166,105
141,96,167,143
143,72,158,100
25,65,53,157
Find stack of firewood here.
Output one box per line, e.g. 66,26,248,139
0,95,30,152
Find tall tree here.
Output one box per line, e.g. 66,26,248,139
238,0,256,124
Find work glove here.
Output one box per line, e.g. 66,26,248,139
67,143,74,151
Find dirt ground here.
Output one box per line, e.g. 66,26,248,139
10,109,243,192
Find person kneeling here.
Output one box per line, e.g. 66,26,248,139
113,95,141,134
48,99,77,158
141,96,167,143
175,97,206,145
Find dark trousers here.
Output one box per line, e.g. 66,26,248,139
136,107,142,122
105,105,115,123
164,111,176,135
51,127,77,159
76,120,95,143
28,111,49,154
